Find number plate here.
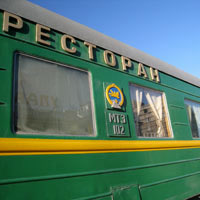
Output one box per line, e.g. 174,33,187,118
105,111,130,137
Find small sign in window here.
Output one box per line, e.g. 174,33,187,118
14,54,95,136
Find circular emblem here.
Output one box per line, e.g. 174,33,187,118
106,84,124,109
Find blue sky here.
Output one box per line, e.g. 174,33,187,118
29,0,200,79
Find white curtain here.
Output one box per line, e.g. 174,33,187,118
130,84,165,137
136,89,143,117
130,87,143,118
187,105,192,122
185,100,200,137
17,55,93,136
192,103,200,137
144,91,163,137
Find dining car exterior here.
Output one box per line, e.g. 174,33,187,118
0,0,200,199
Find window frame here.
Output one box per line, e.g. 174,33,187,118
13,52,96,137
129,83,173,139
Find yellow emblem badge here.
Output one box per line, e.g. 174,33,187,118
106,84,124,109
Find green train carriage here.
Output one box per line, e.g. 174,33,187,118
0,0,200,199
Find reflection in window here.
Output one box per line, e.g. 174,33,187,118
185,100,200,138
129,84,171,138
15,54,94,136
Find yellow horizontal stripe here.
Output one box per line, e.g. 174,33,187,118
1,138,200,156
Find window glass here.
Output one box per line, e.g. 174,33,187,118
185,99,200,138
15,54,95,136
129,84,171,138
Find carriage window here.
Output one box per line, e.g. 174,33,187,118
15,54,95,136
129,84,172,138
185,100,200,138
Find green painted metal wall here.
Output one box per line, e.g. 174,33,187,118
0,10,200,200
